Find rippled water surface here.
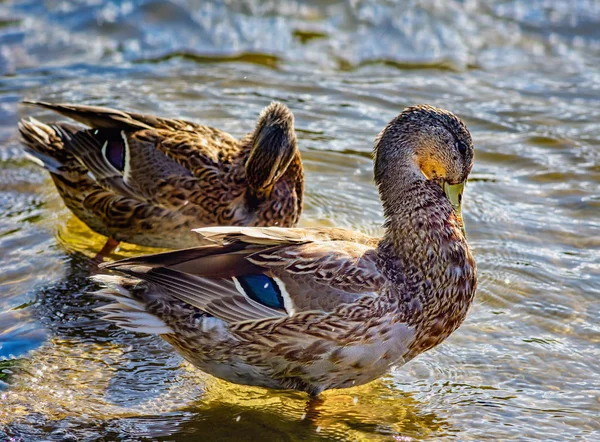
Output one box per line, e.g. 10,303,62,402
1,0,599,440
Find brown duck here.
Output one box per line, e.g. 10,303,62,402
92,105,477,396
18,101,303,259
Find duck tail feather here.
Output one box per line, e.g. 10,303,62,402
18,117,78,173
90,274,173,335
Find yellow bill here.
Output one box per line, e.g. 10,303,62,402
443,180,466,236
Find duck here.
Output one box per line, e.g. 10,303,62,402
92,105,477,396
18,101,304,260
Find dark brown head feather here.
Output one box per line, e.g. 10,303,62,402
374,104,473,186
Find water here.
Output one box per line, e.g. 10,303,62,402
1,0,599,440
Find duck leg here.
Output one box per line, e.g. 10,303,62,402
91,237,120,264
302,394,325,423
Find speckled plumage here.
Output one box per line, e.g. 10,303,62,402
92,105,477,396
18,101,304,250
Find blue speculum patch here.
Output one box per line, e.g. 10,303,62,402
105,137,125,171
97,129,125,171
237,274,285,311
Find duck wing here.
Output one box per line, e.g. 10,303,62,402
23,101,237,171
22,101,240,204
100,226,384,324
192,226,380,246
22,100,223,133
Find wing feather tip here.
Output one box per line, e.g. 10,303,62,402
98,263,153,274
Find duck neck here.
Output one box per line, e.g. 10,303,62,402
376,163,476,332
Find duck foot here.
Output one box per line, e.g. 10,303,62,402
90,237,120,267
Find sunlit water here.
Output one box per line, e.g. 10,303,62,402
0,0,599,440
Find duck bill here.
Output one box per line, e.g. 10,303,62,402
443,181,466,235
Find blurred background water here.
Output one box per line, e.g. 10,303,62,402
0,0,599,440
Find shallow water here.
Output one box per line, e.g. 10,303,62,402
0,0,599,440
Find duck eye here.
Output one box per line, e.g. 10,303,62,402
456,141,467,155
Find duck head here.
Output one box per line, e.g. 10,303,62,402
373,105,474,227
245,102,297,199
